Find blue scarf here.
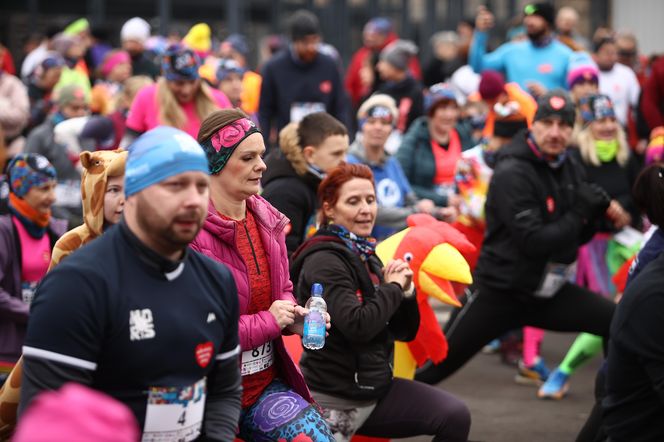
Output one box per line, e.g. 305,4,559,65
321,224,376,262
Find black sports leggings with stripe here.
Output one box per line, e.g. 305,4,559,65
415,282,615,384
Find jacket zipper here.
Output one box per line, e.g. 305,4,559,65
243,220,261,275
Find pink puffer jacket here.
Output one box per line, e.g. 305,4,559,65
190,195,313,403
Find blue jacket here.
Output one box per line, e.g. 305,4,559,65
469,31,573,92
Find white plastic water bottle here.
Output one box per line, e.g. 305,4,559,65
302,283,326,350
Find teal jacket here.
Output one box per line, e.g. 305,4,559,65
396,116,472,206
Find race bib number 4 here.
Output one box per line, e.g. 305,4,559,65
142,378,206,442
241,341,274,376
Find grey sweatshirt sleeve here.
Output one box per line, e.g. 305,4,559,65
202,356,242,441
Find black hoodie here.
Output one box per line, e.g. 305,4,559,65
261,152,321,255
374,75,424,132
473,130,600,297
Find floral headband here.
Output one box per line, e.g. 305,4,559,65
200,117,261,174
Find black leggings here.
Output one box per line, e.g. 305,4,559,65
416,282,616,384
357,378,471,442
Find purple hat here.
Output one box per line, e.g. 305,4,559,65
567,52,599,89
364,17,392,35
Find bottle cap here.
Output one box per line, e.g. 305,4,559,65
311,283,323,296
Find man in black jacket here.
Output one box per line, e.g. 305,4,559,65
258,10,350,147
416,90,616,384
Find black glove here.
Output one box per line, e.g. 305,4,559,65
573,182,611,220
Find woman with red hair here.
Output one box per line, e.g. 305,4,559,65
290,162,470,441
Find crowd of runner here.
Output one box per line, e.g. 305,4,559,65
0,1,663,441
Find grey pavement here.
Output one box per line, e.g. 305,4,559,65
397,306,601,442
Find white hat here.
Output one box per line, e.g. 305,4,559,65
121,17,151,43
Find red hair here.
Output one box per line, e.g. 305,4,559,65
318,162,375,224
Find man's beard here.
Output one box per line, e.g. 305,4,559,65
136,197,204,254
528,27,548,43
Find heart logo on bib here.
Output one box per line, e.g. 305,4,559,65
195,342,214,368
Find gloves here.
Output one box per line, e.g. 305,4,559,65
573,182,611,221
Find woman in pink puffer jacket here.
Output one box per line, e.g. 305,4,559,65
191,109,334,442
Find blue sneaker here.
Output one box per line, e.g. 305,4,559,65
515,357,550,386
482,338,501,354
538,368,570,399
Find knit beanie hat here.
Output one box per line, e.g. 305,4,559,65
121,17,151,43
161,44,201,81
645,126,664,166
289,10,321,41
7,153,57,197
223,34,249,57
579,94,615,125
81,115,117,150
380,39,418,72
567,52,599,89
199,115,261,174
13,383,139,442
63,18,90,36
478,70,505,100
357,94,398,126
55,84,89,108
533,89,575,126
182,23,212,58
523,2,555,26
216,58,246,82
124,126,209,196
425,82,458,114
364,17,392,36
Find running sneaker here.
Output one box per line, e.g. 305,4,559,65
537,368,570,399
482,338,501,354
515,357,550,386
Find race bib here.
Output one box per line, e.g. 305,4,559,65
22,281,38,305
142,378,206,442
290,102,326,123
241,341,274,376
534,262,576,298
54,181,82,208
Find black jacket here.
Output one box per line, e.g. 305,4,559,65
474,131,599,297
604,252,664,442
374,75,424,133
290,234,419,401
261,152,321,255
569,148,642,232
258,49,350,142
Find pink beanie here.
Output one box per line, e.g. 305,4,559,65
567,52,599,89
13,383,139,442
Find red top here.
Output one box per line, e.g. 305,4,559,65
431,129,462,185
221,210,277,408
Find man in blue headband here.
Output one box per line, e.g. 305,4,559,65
21,126,242,441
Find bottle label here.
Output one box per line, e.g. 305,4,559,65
304,311,325,338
